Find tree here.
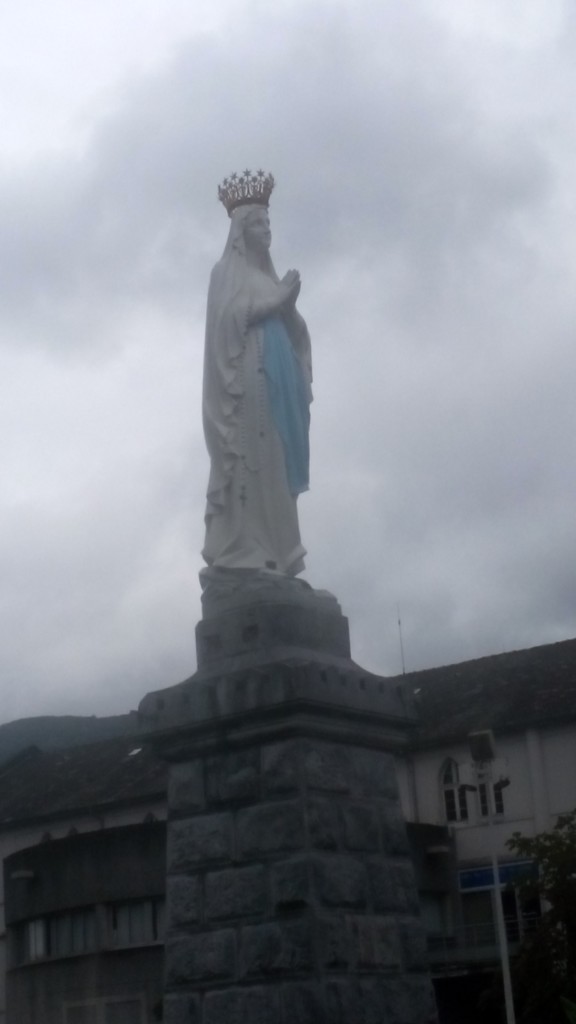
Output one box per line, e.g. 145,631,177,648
506,810,576,1024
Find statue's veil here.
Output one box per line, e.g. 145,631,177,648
203,205,276,518
220,203,277,272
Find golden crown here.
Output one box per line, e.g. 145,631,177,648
217,169,275,216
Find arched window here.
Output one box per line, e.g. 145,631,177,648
441,759,469,823
477,779,506,818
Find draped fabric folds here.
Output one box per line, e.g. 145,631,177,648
202,205,312,575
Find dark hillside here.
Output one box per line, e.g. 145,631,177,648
0,713,141,765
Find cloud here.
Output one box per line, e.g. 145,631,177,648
0,0,575,721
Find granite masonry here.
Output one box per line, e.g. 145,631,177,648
140,572,438,1023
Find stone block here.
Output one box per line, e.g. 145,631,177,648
399,919,429,970
328,977,430,1023
380,802,411,855
203,985,280,1024
312,853,368,908
272,856,312,911
236,800,305,858
368,859,408,913
303,743,399,801
168,762,204,815
206,749,260,804
325,979,382,1024
368,859,420,914
317,914,350,969
307,795,341,849
166,875,201,930
205,864,267,920
168,814,232,871
214,668,288,716
303,742,355,794
162,993,201,1024
375,975,438,1024
240,920,314,977
261,740,302,795
353,749,398,798
394,862,420,913
197,585,351,665
166,930,236,985
347,915,402,970
340,801,380,851
280,982,326,1023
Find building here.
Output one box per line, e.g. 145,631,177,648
395,636,576,1019
1,636,575,1022
6,823,166,1024
0,737,167,1024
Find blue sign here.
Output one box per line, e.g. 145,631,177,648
459,861,536,890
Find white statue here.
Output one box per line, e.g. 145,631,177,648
202,172,312,577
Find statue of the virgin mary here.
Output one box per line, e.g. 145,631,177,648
202,171,312,577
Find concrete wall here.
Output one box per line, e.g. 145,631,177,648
4,821,166,1024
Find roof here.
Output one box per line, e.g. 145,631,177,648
400,636,576,747
1,636,575,826
0,734,168,828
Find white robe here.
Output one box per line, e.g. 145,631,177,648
202,208,312,576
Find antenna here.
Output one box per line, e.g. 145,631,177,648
397,604,406,675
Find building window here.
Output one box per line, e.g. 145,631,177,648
459,860,540,956
442,760,469,822
461,890,495,947
478,781,505,818
14,908,97,963
460,884,540,949
26,919,47,961
51,909,97,957
108,899,165,948
14,901,163,965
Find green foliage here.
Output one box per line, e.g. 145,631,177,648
506,811,576,1024
509,810,576,916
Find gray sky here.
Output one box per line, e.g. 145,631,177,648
1,0,575,723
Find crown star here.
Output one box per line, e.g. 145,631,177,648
217,169,275,217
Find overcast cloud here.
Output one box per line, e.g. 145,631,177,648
1,0,575,723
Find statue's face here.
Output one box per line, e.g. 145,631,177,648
243,208,271,254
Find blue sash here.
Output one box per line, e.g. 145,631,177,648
263,316,310,495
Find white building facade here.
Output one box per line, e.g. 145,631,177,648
395,637,576,982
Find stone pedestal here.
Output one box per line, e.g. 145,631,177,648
140,574,437,1024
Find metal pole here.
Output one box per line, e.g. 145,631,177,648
484,763,516,1024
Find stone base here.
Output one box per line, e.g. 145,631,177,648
140,574,412,736
141,576,437,1024
157,725,436,1024
196,567,351,669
